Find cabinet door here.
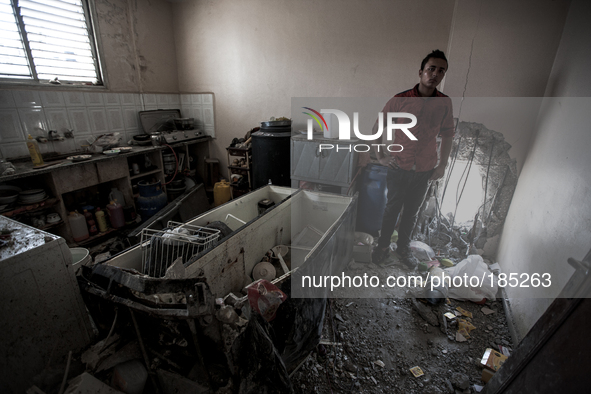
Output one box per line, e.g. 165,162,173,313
291,139,320,179
318,148,354,185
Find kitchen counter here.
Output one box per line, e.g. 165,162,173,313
0,136,211,183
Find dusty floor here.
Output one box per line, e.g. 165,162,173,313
291,258,512,394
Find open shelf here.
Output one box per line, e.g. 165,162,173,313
130,168,162,180
227,146,252,193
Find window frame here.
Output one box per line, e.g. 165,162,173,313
0,0,107,89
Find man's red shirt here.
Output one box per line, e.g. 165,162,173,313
381,84,454,172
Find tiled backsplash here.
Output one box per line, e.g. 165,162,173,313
0,90,215,160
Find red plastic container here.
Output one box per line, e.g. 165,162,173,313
106,200,125,229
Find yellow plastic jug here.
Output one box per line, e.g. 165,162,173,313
213,180,231,206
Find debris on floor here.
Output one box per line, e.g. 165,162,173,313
290,292,513,393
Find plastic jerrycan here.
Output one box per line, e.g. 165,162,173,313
107,200,125,229
213,180,231,206
109,187,126,206
68,211,89,242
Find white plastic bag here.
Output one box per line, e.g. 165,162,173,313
445,255,498,301
410,240,435,261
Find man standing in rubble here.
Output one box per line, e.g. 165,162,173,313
372,50,455,269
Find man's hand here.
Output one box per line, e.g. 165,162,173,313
430,164,446,180
378,156,391,167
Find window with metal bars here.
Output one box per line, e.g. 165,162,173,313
0,0,102,85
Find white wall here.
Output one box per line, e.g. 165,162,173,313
94,0,179,92
444,0,569,173
496,0,591,340
171,0,454,167
171,0,570,173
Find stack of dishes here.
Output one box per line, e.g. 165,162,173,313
0,185,21,206
19,189,47,204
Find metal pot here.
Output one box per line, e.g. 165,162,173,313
261,120,291,128
150,133,163,146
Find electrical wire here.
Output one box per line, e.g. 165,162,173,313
450,132,479,228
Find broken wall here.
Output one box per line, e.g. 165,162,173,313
434,120,518,260
496,0,591,341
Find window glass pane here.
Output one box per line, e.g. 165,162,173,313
0,0,101,84
0,0,32,79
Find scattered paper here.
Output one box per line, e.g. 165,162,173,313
444,312,456,320
409,366,424,377
458,328,471,339
498,345,512,357
456,307,473,318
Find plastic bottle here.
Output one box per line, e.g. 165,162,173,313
83,209,93,224
87,219,98,236
107,200,125,229
95,207,108,232
26,135,44,166
68,211,89,242
109,187,126,206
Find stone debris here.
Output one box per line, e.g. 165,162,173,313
481,307,496,315
373,360,385,368
291,296,513,393
412,298,440,327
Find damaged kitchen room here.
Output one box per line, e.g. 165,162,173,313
0,0,590,393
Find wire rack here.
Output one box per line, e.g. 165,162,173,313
140,221,220,278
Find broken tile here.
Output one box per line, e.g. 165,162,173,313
481,307,496,315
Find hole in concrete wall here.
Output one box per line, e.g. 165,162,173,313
415,121,518,261
440,160,486,224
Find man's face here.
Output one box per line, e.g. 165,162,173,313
419,58,447,90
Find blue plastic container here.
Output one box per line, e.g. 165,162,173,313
137,180,168,221
356,164,388,236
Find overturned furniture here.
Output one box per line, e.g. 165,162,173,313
79,186,357,392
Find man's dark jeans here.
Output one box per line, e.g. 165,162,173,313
376,167,433,252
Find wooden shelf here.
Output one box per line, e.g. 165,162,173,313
227,146,252,192
74,227,119,246
227,165,251,171
227,147,251,157
38,220,64,232
130,168,162,180
1,197,60,218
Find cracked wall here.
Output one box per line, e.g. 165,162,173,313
94,0,179,92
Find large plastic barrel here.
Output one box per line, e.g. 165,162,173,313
252,130,291,189
356,164,388,236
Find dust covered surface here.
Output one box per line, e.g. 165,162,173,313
291,296,511,394
0,216,58,260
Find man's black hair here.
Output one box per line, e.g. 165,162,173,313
420,50,448,71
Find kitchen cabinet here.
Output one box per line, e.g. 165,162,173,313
0,138,211,244
290,134,359,194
